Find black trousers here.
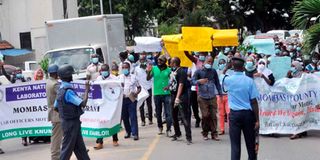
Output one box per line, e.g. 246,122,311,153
140,89,153,123
190,90,201,123
229,110,256,160
171,93,192,140
96,134,119,144
60,119,90,160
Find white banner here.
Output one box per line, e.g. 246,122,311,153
256,74,320,134
134,37,162,53
0,80,123,140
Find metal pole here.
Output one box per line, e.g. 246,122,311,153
91,0,94,15
100,0,104,15
109,0,112,14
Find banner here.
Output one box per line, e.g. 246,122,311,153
256,74,320,134
134,37,162,53
178,27,213,52
0,80,123,140
251,38,275,55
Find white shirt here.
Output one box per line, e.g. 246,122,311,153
86,63,102,80
119,74,139,96
136,66,152,90
96,74,118,81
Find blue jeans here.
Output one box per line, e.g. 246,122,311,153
122,98,138,136
154,95,172,131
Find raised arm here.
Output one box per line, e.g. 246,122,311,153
184,51,197,64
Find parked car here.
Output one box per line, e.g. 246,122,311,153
266,30,290,40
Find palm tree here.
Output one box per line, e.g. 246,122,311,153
291,0,320,54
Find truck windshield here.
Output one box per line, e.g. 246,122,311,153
46,48,93,71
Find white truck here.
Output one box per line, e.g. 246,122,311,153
44,14,126,79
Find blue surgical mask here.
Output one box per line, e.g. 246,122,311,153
204,64,212,69
147,55,152,59
290,52,294,57
199,56,206,61
122,69,130,76
296,47,301,51
128,55,135,62
101,71,109,77
275,49,281,54
16,73,23,79
92,58,99,64
245,62,255,71
218,64,226,70
290,67,297,74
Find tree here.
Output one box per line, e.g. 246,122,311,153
292,0,320,54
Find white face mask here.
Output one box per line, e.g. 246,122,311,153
257,64,265,72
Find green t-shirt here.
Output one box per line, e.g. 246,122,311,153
152,66,171,95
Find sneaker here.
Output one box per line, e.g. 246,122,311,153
212,135,220,141
219,131,225,135
203,136,209,141
0,148,4,154
166,130,172,137
171,135,181,141
124,133,131,139
93,143,103,150
133,136,139,141
158,128,163,135
187,139,192,145
149,121,153,125
141,121,146,126
113,141,119,147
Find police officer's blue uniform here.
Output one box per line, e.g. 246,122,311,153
223,58,259,160
55,65,90,160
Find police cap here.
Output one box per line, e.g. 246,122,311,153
48,64,59,73
231,57,245,63
57,65,74,78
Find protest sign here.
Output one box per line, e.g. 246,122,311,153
178,27,213,52
212,29,239,47
256,74,320,134
268,56,291,80
134,37,162,53
251,38,275,55
0,80,123,140
162,34,192,67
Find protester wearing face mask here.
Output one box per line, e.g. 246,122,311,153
192,56,222,141
254,59,275,86
120,62,141,141
94,64,120,149
217,59,230,135
86,54,102,80
245,56,257,78
305,53,319,73
147,55,172,136
184,51,207,70
287,61,307,140
136,52,153,126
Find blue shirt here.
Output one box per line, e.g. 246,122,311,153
54,81,83,108
223,71,259,111
192,68,222,99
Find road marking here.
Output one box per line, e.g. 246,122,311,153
140,135,160,160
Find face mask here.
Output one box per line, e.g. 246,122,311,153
296,47,301,51
199,56,206,61
92,58,99,64
122,69,130,76
204,64,212,69
290,52,294,57
171,67,177,71
290,67,297,74
128,55,135,62
218,64,226,70
16,73,23,79
101,71,109,77
147,55,152,59
112,71,119,76
245,62,255,71
258,64,265,71
312,59,318,63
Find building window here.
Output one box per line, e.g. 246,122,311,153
20,32,32,50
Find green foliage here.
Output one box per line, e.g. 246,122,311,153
302,23,320,54
158,18,180,36
39,57,49,74
237,45,257,56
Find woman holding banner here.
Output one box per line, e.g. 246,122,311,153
253,59,275,86
287,61,307,140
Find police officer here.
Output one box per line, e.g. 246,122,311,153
223,57,260,160
55,65,90,160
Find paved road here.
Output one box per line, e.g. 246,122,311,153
1,120,319,160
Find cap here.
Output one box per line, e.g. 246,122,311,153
158,55,167,62
57,65,74,78
48,64,59,73
231,57,245,63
